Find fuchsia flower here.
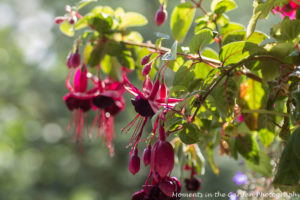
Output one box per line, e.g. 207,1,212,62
122,74,182,150
184,164,201,192
64,65,125,155
273,0,300,19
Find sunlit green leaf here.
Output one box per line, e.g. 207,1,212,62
258,129,274,147
189,29,213,53
59,21,75,37
119,12,148,28
219,41,266,66
211,0,237,15
170,3,196,43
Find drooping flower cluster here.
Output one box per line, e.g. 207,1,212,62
63,48,125,156
273,0,300,19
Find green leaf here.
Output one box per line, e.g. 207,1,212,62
220,22,244,36
246,150,272,177
76,0,97,10
219,41,266,66
240,79,264,110
189,29,213,54
173,61,195,88
258,129,274,147
119,12,148,28
222,31,268,45
179,123,201,144
247,0,290,38
211,0,237,15
117,50,135,70
271,19,300,42
273,127,300,193
194,48,219,79
170,3,196,43
235,133,260,164
100,55,122,81
59,21,74,37
210,78,238,118
86,43,105,67
88,13,113,34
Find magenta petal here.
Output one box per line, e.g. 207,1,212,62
142,75,153,97
151,140,174,178
74,67,88,93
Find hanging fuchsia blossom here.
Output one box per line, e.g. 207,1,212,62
273,0,300,19
90,76,125,156
122,74,182,150
64,66,93,143
64,65,125,155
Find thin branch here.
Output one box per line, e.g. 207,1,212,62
119,40,221,66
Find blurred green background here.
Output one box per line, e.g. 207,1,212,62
0,0,281,199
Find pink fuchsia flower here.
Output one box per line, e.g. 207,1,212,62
64,66,93,143
64,65,125,155
122,74,182,151
232,171,248,185
88,76,125,156
272,0,300,19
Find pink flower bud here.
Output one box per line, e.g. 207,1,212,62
66,48,81,68
55,17,65,24
74,66,88,93
141,54,151,65
155,5,167,26
142,144,151,166
71,48,81,68
129,148,140,175
142,62,152,76
151,140,174,178
158,180,176,197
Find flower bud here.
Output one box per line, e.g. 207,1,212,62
129,148,140,175
141,54,151,65
55,16,65,24
151,140,174,178
66,48,81,68
71,48,81,68
142,62,152,76
142,144,151,166
155,5,167,26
